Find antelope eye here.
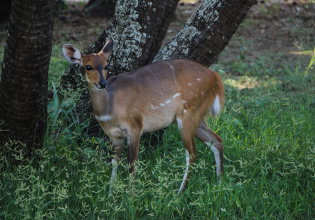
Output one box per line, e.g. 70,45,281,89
104,65,109,70
86,65,92,71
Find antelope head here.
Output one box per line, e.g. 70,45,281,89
62,38,113,89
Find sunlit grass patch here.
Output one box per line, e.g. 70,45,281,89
224,75,281,90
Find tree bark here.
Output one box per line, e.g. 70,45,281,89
0,0,12,22
153,0,255,65
0,0,56,157
106,0,179,76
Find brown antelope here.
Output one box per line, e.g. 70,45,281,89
62,38,225,194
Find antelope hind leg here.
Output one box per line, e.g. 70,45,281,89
176,116,198,194
195,119,224,178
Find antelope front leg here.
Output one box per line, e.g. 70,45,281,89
195,119,224,178
109,138,124,196
127,131,141,194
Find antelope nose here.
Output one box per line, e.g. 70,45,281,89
99,80,107,89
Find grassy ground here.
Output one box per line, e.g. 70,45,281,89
1,3,315,220
1,46,314,219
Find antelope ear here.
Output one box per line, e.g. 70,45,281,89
102,38,113,58
62,44,82,65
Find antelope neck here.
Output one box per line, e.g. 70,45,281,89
88,84,111,117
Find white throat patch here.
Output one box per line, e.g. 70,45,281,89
95,115,112,122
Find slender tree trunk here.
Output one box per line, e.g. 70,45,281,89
0,0,56,157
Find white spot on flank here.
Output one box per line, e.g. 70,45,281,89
183,110,187,114
206,143,221,176
151,104,158,110
211,94,221,116
95,115,111,122
165,100,171,104
160,103,165,107
183,100,186,104
166,62,177,86
178,150,190,193
188,83,192,86
173,93,181,98
201,92,204,96
195,95,198,98
169,64,175,71
197,78,201,81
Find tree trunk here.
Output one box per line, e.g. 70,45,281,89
60,0,255,143
153,0,255,65
0,0,12,22
106,0,180,76
0,0,56,157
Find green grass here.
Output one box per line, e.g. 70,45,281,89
1,41,315,220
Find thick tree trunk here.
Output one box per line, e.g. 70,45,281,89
0,0,56,157
153,0,255,65
106,0,179,76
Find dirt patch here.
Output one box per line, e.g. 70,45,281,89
52,3,112,49
219,1,315,67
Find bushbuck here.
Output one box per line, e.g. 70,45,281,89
62,38,224,194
